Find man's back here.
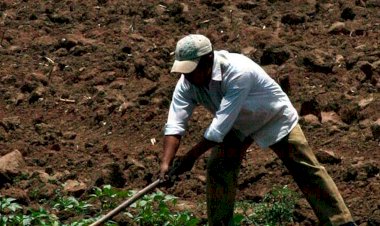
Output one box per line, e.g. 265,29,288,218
166,50,299,148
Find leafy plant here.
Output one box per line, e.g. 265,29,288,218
53,196,92,214
0,196,22,212
28,207,59,226
126,190,199,226
236,185,299,226
0,196,59,226
0,196,23,225
89,184,133,210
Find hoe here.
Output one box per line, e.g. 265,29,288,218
89,178,162,226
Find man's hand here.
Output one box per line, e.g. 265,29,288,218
159,136,217,186
160,135,181,181
167,155,196,178
159,154,196,188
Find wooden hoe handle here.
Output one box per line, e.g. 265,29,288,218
89,179,162,226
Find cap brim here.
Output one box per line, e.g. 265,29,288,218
170,58,200,74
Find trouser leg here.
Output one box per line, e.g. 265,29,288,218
270,124,354,226
206,131,252,226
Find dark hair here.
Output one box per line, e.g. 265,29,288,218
199,51,214,68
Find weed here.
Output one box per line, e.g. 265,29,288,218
127,190,199,226
53,196,92,214
89,184,133,210
28,208,59,226
0,196,22,212
0,196,59,226
235,185,299,226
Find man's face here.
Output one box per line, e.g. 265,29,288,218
184,54,213,87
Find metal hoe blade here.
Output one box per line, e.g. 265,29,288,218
89,179,162,226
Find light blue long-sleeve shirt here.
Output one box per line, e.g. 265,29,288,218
164,50,298,148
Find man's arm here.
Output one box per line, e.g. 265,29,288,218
160,135,181,177
186,137,218,160
160,135,218,179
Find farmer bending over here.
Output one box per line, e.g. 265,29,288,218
159,34,356,226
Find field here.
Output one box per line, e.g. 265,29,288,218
0,0,379,225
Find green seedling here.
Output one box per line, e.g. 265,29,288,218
53,196,92,214
127,190,199,226
236,185,299,226
90,184,134,210
0,196,22,212
28,207,59,226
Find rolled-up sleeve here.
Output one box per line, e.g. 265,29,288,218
204,73,252,142
164,76,196,136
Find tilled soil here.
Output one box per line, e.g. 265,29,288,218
0,0,379,225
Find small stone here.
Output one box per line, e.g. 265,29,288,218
28,86,46,104
126,157,145,169
358,95,374,109
0,150,26,174
175,200,197,212
322,111,345,126
63,131,77,140
328,125,341,135
0,150,26,186
37,170,53,183
63,179,87,197
359,119,372,129
0,117,21,132
316,149,342,164
301,114,321,127
8,45,22,53
196,174,207,183
13,93,25,105
302,49,334,73
328,22,350,35
242,46,256,56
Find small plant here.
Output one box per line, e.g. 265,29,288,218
0,196,23,225
90,185,118,199
53,196,92,214
90,184,133,209
28,207,59,226
236,185,299,226
0,196,22,212
126,190,199,226
0,196,59,226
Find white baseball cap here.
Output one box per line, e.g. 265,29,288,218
171,34,213,74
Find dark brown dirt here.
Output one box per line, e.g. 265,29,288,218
0,0,379,225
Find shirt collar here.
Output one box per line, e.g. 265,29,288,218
211,51,222,81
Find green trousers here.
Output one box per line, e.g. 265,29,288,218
206,124,354,226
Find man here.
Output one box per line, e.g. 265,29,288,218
159,34,355,226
